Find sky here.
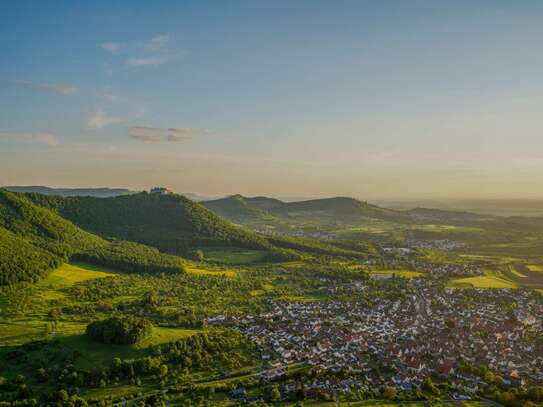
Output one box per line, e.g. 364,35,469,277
1,0,543,200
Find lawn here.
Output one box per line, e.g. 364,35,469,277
448,275,518,289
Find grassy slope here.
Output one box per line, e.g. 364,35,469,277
0,263,116,345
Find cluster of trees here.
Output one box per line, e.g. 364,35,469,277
73,241,185,274
86,316,153,344
64,270,265,323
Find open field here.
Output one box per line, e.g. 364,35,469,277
527,264,543,272
185,264,237,278
42,262,117,286
448,275,518,289
0,262,118,345
503,264,543,288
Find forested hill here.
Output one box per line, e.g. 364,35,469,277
27,192,271,256
0,189,187,285
0,189,103,285
201,194,279,223
202,195,405,223
0,189,103,258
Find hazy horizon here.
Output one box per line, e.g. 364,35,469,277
2,1,543,199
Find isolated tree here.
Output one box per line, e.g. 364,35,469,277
383,386,397,400
270,386,281,401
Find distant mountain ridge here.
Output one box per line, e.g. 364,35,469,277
202,194,404,224
5,186,137,197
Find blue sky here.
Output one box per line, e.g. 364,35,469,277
1,0,543,199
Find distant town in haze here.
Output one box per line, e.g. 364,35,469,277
1,1,543,407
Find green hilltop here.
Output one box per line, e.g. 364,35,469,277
202,194,405,224
27,192,271,256
0,189,185,285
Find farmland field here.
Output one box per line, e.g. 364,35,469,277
448,275,518,289
504,264,543,288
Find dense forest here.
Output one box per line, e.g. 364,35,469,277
73,240,186,274
27,192,272,255
0,227,61,285
0,189,104,258
0,189,187,285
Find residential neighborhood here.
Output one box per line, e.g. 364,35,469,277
209,278,543,398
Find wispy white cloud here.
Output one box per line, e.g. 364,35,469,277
143,34,171,52
15,80,79,95
100,42,121,54
128,126,193,142
99,33,179,69
126,55,172,66
95,86,119,102
87,110,124,129
0,132,59,146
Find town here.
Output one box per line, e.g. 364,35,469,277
209,277,543,400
